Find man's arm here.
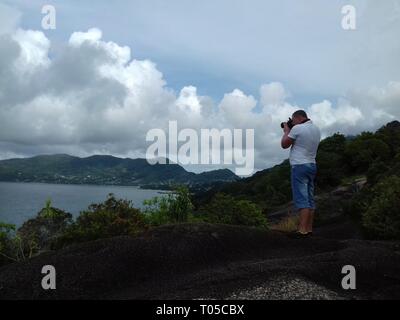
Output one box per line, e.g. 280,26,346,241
281,123,294,149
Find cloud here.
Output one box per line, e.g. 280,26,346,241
260,82,289,107
176,86,203,115
0,8,400,174
0,3,21,35
219,89,258,127
309,100,364,133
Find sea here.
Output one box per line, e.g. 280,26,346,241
0,181,165,227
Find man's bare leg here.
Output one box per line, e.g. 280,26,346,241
298,208,309,234
306,209,315,233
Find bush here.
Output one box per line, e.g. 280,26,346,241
376,121,400,156
345,134,391,173
55,193,148,248
316,133,348,188
342,190,369,221
367,161,390,185
143,186,194,225
362,176,400,240
316,151,345,188
200,193,268,228
17,199,72,253
0,222,38,266
0,222,16,266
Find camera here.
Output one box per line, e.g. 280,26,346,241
281,118,294,130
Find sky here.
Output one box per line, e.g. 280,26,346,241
0,0,400,174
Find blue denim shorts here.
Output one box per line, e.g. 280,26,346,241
291,163,317,210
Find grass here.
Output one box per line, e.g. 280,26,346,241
340,175,366,186
270,215,299,232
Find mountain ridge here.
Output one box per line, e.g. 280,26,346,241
0,154,239,189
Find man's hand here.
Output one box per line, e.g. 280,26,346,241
281,124,294,149
283,123,290,134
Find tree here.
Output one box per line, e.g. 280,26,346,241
55,193,147,248
0,222,37,266
376,121,400,156
17,200,72,253
362,176,400,240
0,222,16,265
345,134,391,173
201,193,268,228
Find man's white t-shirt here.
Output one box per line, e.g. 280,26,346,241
288,120,321,165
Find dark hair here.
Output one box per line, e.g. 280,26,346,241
292,110,308,119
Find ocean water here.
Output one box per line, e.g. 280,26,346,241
0,181,165,227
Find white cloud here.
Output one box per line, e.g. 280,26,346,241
260,82,289,107
219,89,259,128
309,100,364,133
12,29,51,73
69,28,103,47
176,86,203,115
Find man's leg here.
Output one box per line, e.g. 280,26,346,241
298,208,310,234
292,165,311,234
306,209,314,233
306,164,317,233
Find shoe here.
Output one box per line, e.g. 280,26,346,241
287,231,309,239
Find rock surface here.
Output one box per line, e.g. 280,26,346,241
0,223,399,300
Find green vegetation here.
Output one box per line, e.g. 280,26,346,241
0,222,38,264
1,195,149,266
193,160,291,213
316,133,348,188
362,176,400,240
1,200,72,265
0,222,16,264
343,122,400,240
53,194,148,249
18,202,73,252
198,193,268,228
344,176,400,240
143,186,194,225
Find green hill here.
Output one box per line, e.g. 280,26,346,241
0,154,239,189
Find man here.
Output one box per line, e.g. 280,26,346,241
281,110,321,237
